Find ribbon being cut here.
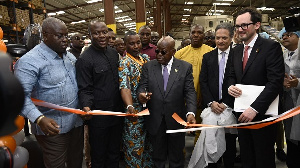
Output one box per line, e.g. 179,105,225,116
31,98,149,116
168,106,300,168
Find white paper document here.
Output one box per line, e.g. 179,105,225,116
233,84,279,116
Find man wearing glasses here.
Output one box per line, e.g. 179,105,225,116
68,33,85,59
204,30,216,48
280,28,300,167
138,36,197,168
227,8,284,168
14,17,84,168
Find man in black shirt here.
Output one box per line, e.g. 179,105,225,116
68,33,85,58
76,20,123,168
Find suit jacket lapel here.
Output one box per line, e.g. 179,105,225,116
243,36,262,75
153,61,164,97
235,46,244,78
165,58,180,97
212,50,219,81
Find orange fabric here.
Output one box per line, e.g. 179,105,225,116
31,98,149,116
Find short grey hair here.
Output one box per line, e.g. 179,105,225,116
42,17,65,33
215,23,234,38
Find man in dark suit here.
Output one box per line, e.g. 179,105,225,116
138,36,197,168
76,20,123,168
227,8,285,168
200,22,236,168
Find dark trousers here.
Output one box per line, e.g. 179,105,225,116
150,120,185,168
286,139,300,168
238,123,277,168
35,126,84,168
89,124,122,168
207,133,237,168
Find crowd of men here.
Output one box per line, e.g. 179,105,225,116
13,7,300,168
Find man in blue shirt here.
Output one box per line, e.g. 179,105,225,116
14,17,83,168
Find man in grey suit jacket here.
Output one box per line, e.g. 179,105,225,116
138,36,197,168
228,8,284,168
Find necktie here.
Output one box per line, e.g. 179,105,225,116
289,51,295,61
163,65,169,91
219,52,226,100
243,45,250,71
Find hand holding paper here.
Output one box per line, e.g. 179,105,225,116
228,85,242,98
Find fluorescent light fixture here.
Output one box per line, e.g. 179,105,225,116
213,3,231,5
216,0,235,1
56,11,65,15
71,20,86,24
85,0,102,3
99,9,104,12
114,6,118,9
185,2,193,4
48,12,56,16
210,10,224,13
184,9,191,12
256,7,275,11
206,12,221,16
115,10,123,13
183,15,190,16
182,18,187,20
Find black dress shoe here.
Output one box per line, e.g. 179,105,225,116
276,148,286,162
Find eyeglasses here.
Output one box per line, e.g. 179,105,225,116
234,23,255,30
282,32,295,39
45,32,68,40
74,36,85,40
205,36,215,40
155,49,167,55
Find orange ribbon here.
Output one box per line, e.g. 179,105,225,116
169,106,300,133
31,98,149,116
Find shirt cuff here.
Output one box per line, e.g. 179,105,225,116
186,112,195,118
250,106,259,113
222,103,229,108
207,101,213,107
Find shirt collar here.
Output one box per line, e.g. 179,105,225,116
162,56,174,67
218,47,230,55
243,33,258,48
40,42,66,59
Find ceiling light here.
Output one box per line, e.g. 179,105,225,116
184,9,191,12
85,0,102,3
183,15,190,16
115,10,123,13
216,0,235,1
185,2,193,4
213,3,231,5
256,7,275,11
48,12,56,16
99,9,104,12
206,12,222,16
210,10,224,13
56,11,65,15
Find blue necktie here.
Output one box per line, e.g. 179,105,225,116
219,52,226,100
163,65,169,91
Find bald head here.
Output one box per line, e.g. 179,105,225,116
156,36,176,65
157,36,175,49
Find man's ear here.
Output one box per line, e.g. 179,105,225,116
255,22,261,30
